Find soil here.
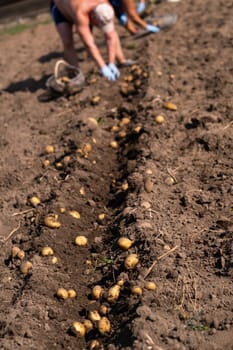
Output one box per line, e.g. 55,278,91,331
0,1,232,349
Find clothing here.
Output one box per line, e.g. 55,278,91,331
50,0,70,25
109,0,124,20
93,3,114,33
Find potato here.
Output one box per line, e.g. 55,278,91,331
17,250,25,260
110,141,118,149
11,246,20,258
44,214,61,229
20,261,32,274
98,317,111,335
145,281,157,291
41,246,54,257
124,254,139,270
69,210,81,219
163,102,177,111
29,196,41,207
56,287,68,300
91,96,101,105
120,117,131,126
83,319,93,332
92,285,103,300
111,125,120,132
99,304,109,315
45,145,54,154
75,235,88,246
117,237,132,251
121,182,129,191
79,187,86,196
131,286,143,296
43,159,50,167
134,125,142,133
107,285,120,303
55,162,63,169
116,279,125,287
88,310,101,322
60,207,66,213
68,289,77,298
98,213,105,221
51,256,58,264
155,115,165,124
89,340,100,349
72,321,86,337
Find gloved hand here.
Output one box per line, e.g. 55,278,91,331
146,24,160,33
108,63,120,79
101,65,116,81
119,13,128,26
137,2,145,14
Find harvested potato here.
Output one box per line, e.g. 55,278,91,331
124,254,139,270
83,319,93,332
45,145,54,154
165,176,175,185
44,214,61,229
131,286,143,296
121,182,129,191
11,246,20,258
69,210,81,219
20,261,32,274
43,159,50,167
29,196,41,207
110,141,118,149
72,321,86,337
155,115,165,124
98,213,105,221
88,117,98,126
60,207,66,213
98,317,111,335
88,310,101,322
79,187,85,196
75,235,88,246
63,156,71,165
17,250,25,260
163,102,177,111
91,96,101,105
107,285,120,303
41,246,54,257
68,289,77,298
117,279,125,287
83,143,92,154
89,340,100,349
92,285,103,300
120,117,131,126
56,287,68,300
99,304,109,315
145,281,157,291
134,125,142,133
111,125,120,132
117,237,132,251
118,131,127,139
51,256,58,264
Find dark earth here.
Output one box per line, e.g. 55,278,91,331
0,0,233,349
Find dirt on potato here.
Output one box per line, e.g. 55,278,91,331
0,0,233,349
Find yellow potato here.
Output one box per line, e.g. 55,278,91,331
99,304,109,315
91,96,101,105
124,254,139,270
131,286,143,296
72,321,86,337
11,246,20,258
44,214,61,229
107,285,120,303
45,145,54,154
92,285,103,300
111,125,120,132
134,125,142,133
41,246,54,257
110,141,118,149
98,213,105,221
79,187,85,196
17,250,25,260
155,115,165,124
121,182,129,191
89,340,100,349
163,102,177,111
83,143,92,154
43,159,50,167
98,317,111,335
75,235,88,246
83,319,93,332
51,256,58,264
88,310,101,322
56,287,68,300
60,207,66,213
145,281,157,291
117,237,132,251
69,210,81,219
29,196,41,207
20,261,32,274
120,117,131,126
68,289,77,298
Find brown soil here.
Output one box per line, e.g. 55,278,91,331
0,1,232,349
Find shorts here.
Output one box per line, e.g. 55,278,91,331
109,0,124,20
50,0,70,25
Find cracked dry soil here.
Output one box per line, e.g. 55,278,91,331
0,0,233,349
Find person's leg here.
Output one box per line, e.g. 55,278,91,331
56,22,78,67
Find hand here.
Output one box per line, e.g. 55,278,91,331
100,65,116,81
146,24,160,33
119,14,128,26
108,63,120,79
137,2,145,14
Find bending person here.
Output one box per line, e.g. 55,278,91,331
109,0,159,34
50,0,132,81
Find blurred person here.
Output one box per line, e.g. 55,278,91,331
109,0,160,34
50,0,133,81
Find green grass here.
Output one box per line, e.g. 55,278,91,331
0,18,52,36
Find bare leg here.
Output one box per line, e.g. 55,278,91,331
115,31,127,64
56,22,78,67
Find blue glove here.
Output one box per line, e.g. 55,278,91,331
137,2,145,14
108,63,120,79
146,24,160,33
101,65,116,81
119,13,128,26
